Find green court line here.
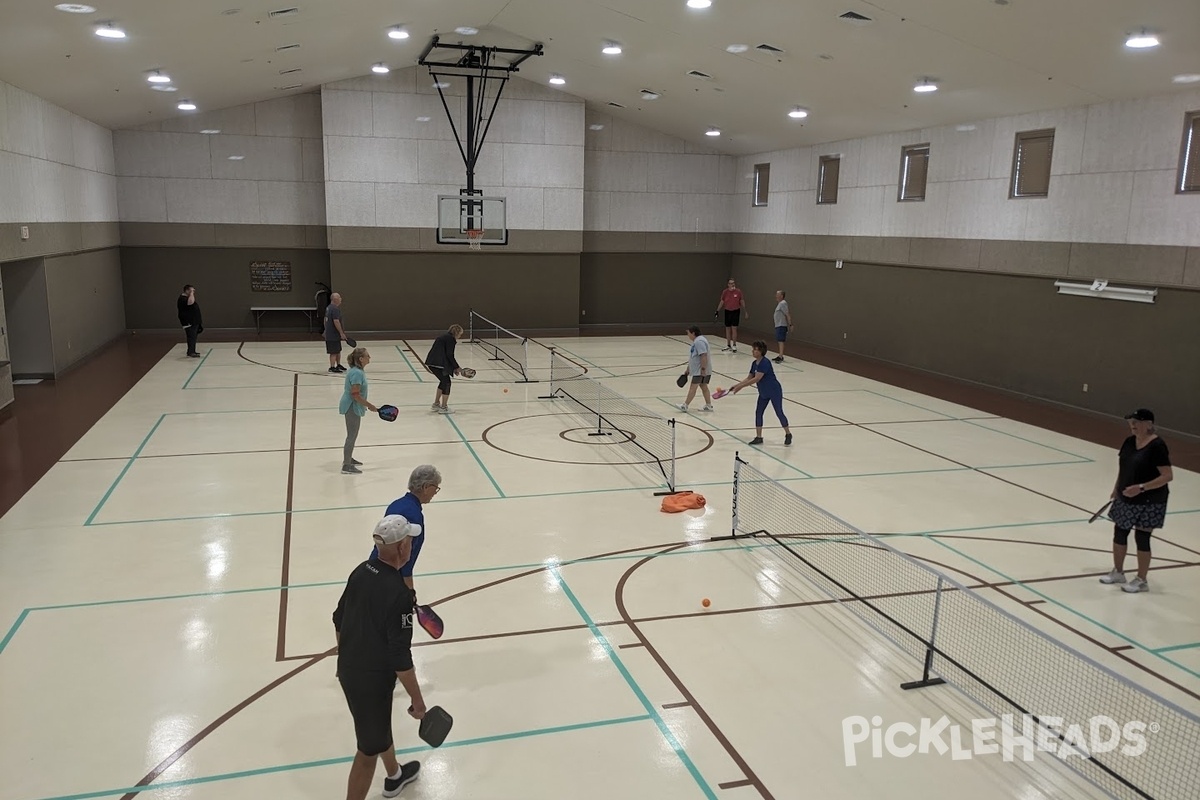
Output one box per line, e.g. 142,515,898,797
394,344,426,382
1152,642,1200,654
552,569,718,800
442,413,505,498
0,609,30,656
922,534,1200,681
552,344,616,377
983,459,1092,470
862,389,955,419
180,348,214,390
960,418,1095,462
83,415,167,526
31,714,653,800
655,397,813,478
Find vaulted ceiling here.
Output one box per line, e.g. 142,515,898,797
2,0,1197,154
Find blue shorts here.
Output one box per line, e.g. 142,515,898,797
775,326,788,342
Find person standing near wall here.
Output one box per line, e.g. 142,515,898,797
326,292,348,373
425,325,463,414
177,285,203,358
716,279,747,353
772,290,793,363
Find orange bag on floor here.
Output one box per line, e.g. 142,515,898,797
660,491,706,513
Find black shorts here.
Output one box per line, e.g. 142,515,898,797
691,374,712,385
339,671,397,756
326,339,343,355
427,365,452,393
723,309,741,327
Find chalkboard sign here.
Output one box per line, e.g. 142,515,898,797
249,261,292,292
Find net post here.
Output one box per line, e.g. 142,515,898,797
900,575,948,690
732,453,742,538
652,418,678,496
587,378,611,436
538,349,558,399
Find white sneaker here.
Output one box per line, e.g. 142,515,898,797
431,403,441,412
1121,577,1149,593
721,345,732,352
732,346,737,352
1098,570,1126,584
701,404,714,412
437,406,453,414
677,404,689,412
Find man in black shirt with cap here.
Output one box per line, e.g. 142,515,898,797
334,515,427,798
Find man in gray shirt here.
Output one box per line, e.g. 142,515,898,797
325,292,348,373
773,290,793,363
678,325,714,412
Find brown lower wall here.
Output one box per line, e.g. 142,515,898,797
580,252,732,327
731,254,1200,435
44,248,126,374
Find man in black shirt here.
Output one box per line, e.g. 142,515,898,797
334,515,427,798
177,284,202,357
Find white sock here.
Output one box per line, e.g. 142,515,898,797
389,766,403,779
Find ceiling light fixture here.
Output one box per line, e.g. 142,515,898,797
602,42,622,55
372,63,390,74
147,71,171,84
200,129,221,134
589,123,605,130
388,26,410,40
548,74,566,85
955,123,977,132
913,78,938,93
433,80,450,89
455,26,479,36
1125,31,1159,49
705,127,721,136
687,0,712,8
95,22,126,38
788,107,808,119
55,3,96,13
725,44,749,53
1173,73,1200,84
177,100,197,111
416,116,431,122
641,90,660,100
227,155,245,161
150,85,178,92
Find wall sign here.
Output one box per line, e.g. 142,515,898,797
249,261,292,292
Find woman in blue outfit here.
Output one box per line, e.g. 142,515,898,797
729,341,793,446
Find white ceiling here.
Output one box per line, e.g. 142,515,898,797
1,0,1198,154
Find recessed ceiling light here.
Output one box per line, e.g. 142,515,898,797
372,63,390,74
433,81,450,89
388,26,409,40
705,127,721,136
549,74,566,85
602,42,623,55
589,124,605,131
94,23,126,38
150,84,178,92
955,124,977,132
147,71,171,84
455,26,479,36
227,155,245,161
913,78,938,93
1125,31,1159,49
725,44,749,53
56,3,95,13
177,100,197,111
1173,73,1200,84
200,129,221,134
641,90,660,100
687,0,712,8
788,107,808,119
415,116,431,122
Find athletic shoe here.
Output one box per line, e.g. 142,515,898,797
677,404,689,412
732,346,737,352
701,404,714,412
1099,570,1127,585
341,465,362,474
329,367,340,374
186,352,201,358
437,406,453,414
351,459,362,466
748,437,764,445
784,433,793,446
335,364,347,372
772,356,784,363
431,403,441,412
721,345,732,352
1121,577,1149,593
382,761,421,797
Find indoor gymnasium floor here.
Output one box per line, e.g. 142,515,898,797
0,335,1197,800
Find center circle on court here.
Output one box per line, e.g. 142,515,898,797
482,414,715,465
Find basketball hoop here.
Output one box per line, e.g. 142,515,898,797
467,228,485,251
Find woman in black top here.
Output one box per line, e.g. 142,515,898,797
1099,409,1173,593
425,324,463,414
177,284,203,357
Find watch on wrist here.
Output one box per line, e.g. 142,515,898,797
1139,484,1146,492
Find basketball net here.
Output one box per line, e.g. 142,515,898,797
467,229,485,251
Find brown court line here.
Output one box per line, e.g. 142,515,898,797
719,779,755,790
275,375,299,662
662,701,692,710
58,440,475,464
1112,645,1135,652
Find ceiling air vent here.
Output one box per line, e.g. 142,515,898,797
275,43,300,52
269,7,299,18
686,69,713,80
278,83,303,91
607,101,625,108
279,68,302,75
838,11,873,23
755,43,785,54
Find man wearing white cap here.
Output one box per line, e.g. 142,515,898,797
334,515,427,799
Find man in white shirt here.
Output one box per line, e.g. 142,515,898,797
773,290,793,363
678,326,713,412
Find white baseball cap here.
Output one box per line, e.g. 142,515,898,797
373,514,422,545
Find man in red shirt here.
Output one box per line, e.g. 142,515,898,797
716,279,747,352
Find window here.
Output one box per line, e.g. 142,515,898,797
1179,111,1200,194
753,163,770,206
1010,129,1055,198
818,155,840,204
898,144,929,201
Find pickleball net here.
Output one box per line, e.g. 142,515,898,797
468,309,531,382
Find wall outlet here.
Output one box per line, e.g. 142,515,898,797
1082,383,1088,392
20,226,30,240
581,309,586,316
835,260,843,269
843,332,848,339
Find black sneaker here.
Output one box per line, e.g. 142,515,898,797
772,356,784,363
749,437,764,445
383,761,420,797
784,433,793,446
351,458,362,466
335,364,347,372
328,367,340,374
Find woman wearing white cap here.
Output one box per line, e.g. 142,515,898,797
334,515,427,798
1099,409,1173,594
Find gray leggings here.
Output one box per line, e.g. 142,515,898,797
343,411,361,466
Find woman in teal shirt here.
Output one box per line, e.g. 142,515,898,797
340,348,378,474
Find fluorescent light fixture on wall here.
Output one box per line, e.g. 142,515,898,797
1054,279,1157,304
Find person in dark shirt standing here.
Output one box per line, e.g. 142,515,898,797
334,515,427,798
425,324,463,414
326,292,349,374
1099,409,1173,593
177,284,202,358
